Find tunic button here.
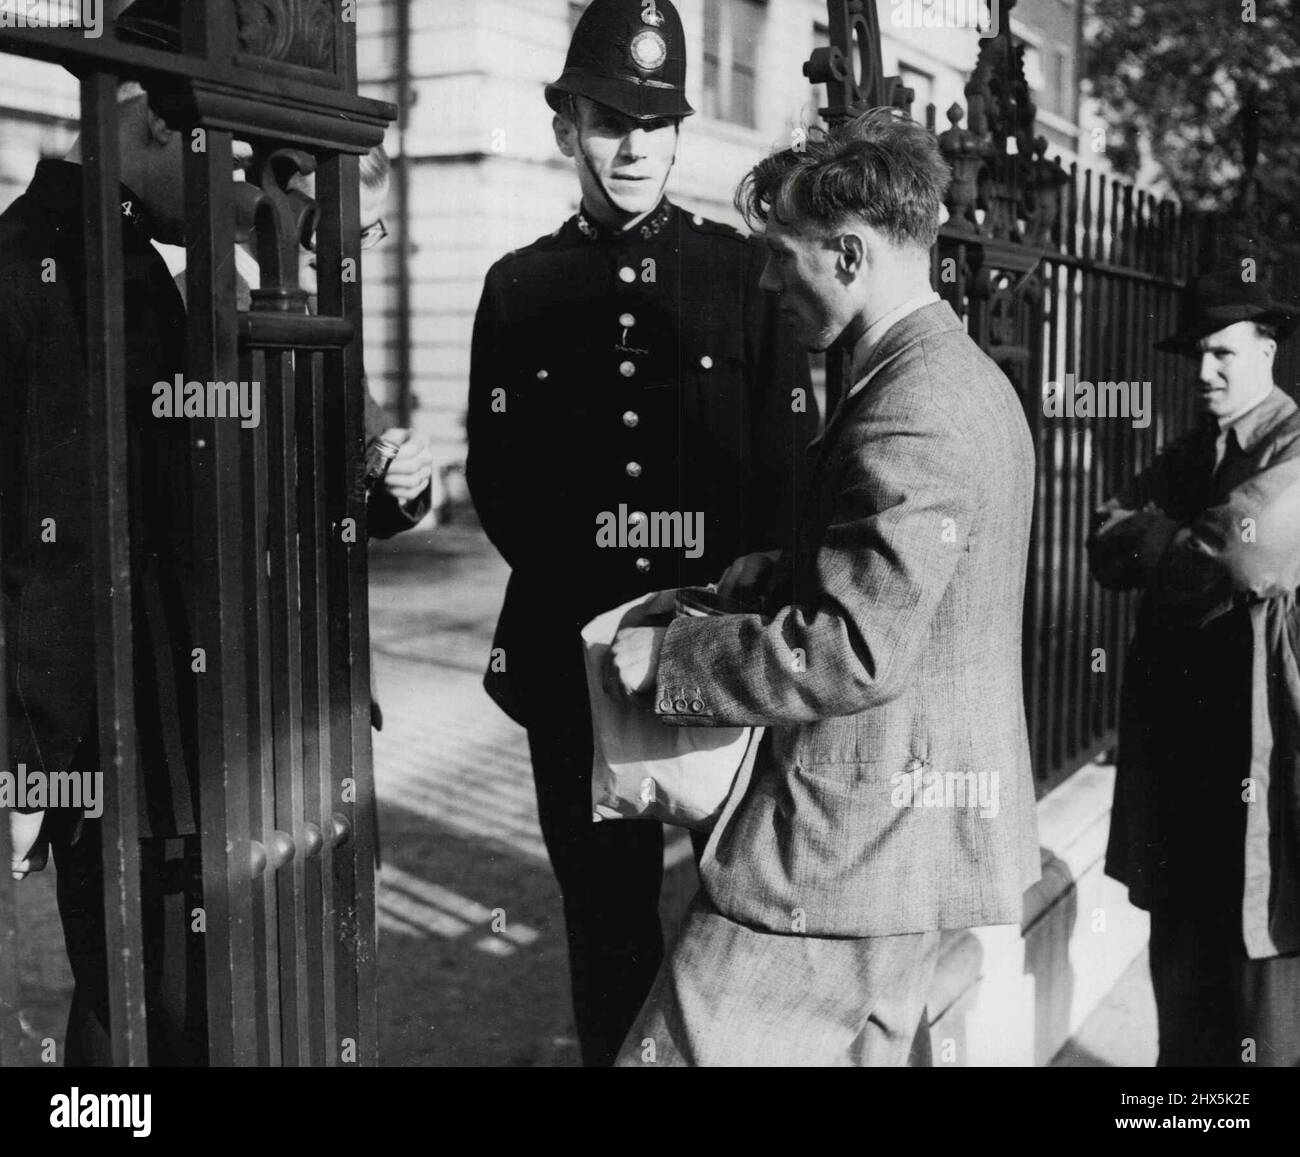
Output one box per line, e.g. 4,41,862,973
636,557,651,574
626,461,642,478
536,369,548,381
619,266,636,284
622,410,640,428
700,355,714,370
619,312,636,328
692,214,704,226
619,360,636,378
628,510,647,526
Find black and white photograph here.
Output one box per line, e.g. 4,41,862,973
0,0,1297,1127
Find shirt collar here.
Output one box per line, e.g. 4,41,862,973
848,290,941,387
1215,386,1296,453
574,198,674,243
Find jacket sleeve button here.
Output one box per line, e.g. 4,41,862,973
619,266,636,283
699,355,714,370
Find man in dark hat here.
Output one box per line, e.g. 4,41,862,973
1089,267,1300,1066
465,0,814,1066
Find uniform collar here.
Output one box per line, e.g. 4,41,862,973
574,197,674,243
26,158,158,245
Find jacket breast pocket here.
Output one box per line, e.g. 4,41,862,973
680,330,749,459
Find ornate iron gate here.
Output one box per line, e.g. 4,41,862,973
0,2,394,1065
806,0,1224,795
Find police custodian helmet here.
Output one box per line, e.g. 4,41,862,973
546,0,695,121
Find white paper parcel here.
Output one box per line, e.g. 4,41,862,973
582,592,759,831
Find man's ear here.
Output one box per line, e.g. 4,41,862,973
553,113,577,159
836,231,866,278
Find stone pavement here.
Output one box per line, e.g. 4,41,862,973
8,518,1152,1067
341,521,699,1065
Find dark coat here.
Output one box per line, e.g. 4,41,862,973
1090,386,1300,958
1,160,196,837
465,200,817,728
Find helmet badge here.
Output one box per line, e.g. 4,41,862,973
630,29,668,72
640,1,666,27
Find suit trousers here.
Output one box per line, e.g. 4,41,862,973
52,814,207,1066
527,697,671,1067
1149,894,1300,1067
615,893,941,1066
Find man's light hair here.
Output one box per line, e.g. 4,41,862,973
735,108,951,250
117,80,146,103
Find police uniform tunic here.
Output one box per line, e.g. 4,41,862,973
467,199,814,727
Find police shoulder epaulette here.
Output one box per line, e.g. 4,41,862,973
685,212,747,243
498,224,566,265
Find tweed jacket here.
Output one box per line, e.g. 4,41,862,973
652,301,1042,937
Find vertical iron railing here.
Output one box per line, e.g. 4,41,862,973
807,0,1219,796
81,66,150,1067
0,0,394,1065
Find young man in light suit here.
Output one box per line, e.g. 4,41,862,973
608,109,1041,1066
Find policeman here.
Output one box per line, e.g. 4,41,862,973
465,0,814,1066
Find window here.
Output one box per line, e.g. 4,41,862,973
1015,33,1070,118
1047,46,1071,117
702,0,766,128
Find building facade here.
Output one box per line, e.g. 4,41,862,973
351,0,1091,470
0,2,1095,470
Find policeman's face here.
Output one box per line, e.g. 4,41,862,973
758,216,855,353
559,98,680,222
1191,320,1276,420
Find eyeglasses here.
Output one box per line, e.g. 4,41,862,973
360,219,389,250
301,218,389,254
